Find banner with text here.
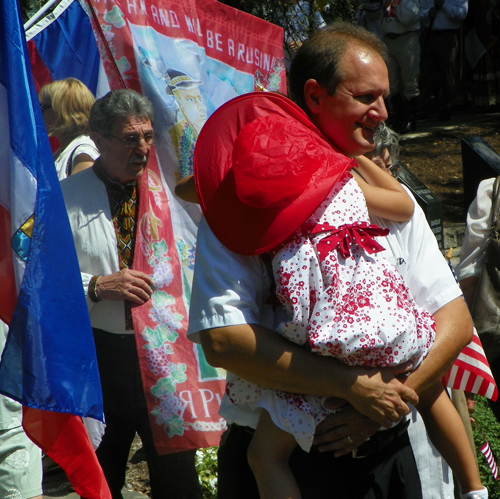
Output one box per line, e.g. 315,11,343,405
84,0,286,453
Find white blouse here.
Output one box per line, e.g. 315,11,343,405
456,178,495,281
54,135,99,180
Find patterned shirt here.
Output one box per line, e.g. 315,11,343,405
94,161,138,330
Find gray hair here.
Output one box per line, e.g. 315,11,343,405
89,89,154,135
373,122,400,162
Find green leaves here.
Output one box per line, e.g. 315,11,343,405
142,325,178,349
152,239,169,262
152,290,173,310
151,363,187,396
196,447,218,499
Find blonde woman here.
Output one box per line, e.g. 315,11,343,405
39,78,99,180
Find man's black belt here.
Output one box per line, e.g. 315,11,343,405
230,417,410,459
351,418,410,459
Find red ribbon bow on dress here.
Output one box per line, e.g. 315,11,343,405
301,221,389,259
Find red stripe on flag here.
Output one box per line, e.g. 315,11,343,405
27,40,52,93
454,365,465,387
465,374,476,394
23,407,111,499
479,379,492,397
462,347,482,363
0,204,17,324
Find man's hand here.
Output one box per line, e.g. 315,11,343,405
201,325,418,426
96,269,154,305
313,402,380,456
342,365,418,428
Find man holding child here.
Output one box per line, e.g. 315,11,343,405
188,23,474,499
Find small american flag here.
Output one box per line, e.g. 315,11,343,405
442,327,498,401
480,439,499,480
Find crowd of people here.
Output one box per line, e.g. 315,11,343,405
274,0,498,135
356,0,468,133
1,7,499,499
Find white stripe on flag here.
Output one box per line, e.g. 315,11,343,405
25,0,76,41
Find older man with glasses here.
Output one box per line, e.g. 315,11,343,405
60,89,203,499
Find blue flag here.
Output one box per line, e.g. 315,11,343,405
0,0,103,421
26,0,101,94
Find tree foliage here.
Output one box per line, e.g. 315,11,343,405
18,0,46,22
217,0,356,63
21,0,357,29
218,0,356,26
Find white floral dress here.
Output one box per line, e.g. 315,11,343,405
225,172,435,451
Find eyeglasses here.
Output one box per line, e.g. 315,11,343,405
40,104,52,112
106,133,154,147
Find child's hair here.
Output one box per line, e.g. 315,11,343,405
38,78,95,137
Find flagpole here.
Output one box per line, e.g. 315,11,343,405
23,0,60,31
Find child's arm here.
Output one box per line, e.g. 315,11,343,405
352,155,414,222
174,174,199,203
417,381,484,495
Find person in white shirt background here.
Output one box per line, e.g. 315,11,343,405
38,78,99,180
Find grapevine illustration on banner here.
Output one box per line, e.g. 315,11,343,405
83,0,286,453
